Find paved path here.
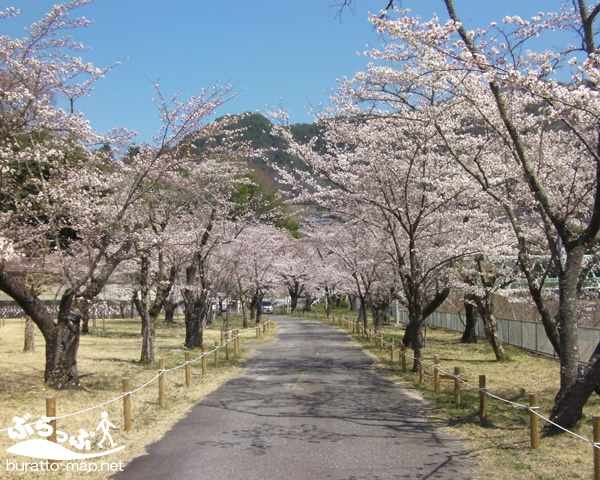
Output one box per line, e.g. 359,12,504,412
114,316,475,480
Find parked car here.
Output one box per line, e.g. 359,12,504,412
261,300,274,314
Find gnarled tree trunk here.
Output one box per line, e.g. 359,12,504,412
45,293,82,389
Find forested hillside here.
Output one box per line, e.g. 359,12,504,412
217,112,324,189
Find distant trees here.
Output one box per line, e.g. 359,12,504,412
275,113,492,369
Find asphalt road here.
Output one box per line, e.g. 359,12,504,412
113,315,475,480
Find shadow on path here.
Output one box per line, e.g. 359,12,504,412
113,316,476,480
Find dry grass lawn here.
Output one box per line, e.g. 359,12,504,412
3,309,596,480
0,315,276,479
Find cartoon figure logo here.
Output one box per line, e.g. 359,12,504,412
96,412,117,449
6,411,125,460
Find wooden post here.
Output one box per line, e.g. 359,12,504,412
454,367,461,406
184,352,191,388
123,379,132,432
201,344,207,376
479,375,487,423
158,358,166,408
529,394,540,450
220,331,224,346
400,347,407,373
418,351,424,383
433,355,440,394
593,416,600,480
256,326,260,338
225,335,230,360
390,342,395,362
214,341,219,368
46,396,58,468
46,397,57,443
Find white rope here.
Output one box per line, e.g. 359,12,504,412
0,319,271,433
346,319,596,448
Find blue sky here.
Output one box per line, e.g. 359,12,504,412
1,1,580,144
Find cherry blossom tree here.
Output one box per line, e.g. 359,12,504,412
306,224,353,317
0,2,242,386
451,255,520,361
224,224,289,325
174,161,253,347
0,1,121,388
274,236,321,314
309,221,391,328
275,113,488,369
350,0,600,428
129,188,184,365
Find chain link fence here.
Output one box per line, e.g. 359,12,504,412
0,301,134,320
393,308,600,363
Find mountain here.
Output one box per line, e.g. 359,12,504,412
219,112,325,189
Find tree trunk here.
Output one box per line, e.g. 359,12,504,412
403,287,450,371
403,305,425,372
164,299,178,323
370,297,390,330
348,295,356,311
470,288,510,362
137,307,155,364
255,292,264,325
81,307,90,334
241,298,250,328
287,279,303,314
164,300,182,323
0,263,83,389
134,253,154,364
527,281,561,355
461,300,478,344
23,316,35,352
473,294,509,361
249,294,257,322
289,293,299,313
45,295,82,389
358,296,368,330
325,293,337,318
548,354,600,432
556,246,584,398
182,208,215,348
183,296,206,348
303,292,313,312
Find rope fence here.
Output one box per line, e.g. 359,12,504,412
0,319,272,441
309,312,600,480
